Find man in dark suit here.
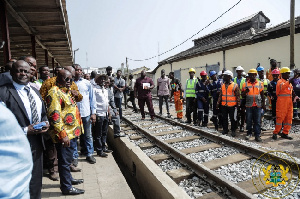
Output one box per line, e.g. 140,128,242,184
0,60,49,199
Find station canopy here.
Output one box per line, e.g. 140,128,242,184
0,0,73,67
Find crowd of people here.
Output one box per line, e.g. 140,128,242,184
0,56,298,198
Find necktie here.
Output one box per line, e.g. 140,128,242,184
24,86,39,124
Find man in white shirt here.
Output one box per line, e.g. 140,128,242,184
114,70,125,119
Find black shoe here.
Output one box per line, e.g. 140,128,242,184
280,133,293,140
255,136,262,142
272,134,277,140
114,134,126,138
184,121,191,124
202,123,207,127
62,187,85,195
49,172,59,181
167,113,171,118
240,126,244,132
71,179,84,185
72,159,78,167
215,125,218,131
86,155,96,164
98,152,108,157
231,130,236,137
103,149,113,153
222,131,228,135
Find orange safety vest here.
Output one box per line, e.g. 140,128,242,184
221,82,238,106
242,80,263,107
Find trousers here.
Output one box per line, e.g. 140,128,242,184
174,91,183,118
221,106,237,133
94,116,109,153
159,95,170,114
246,106,261,137
114,97,123,119
128,91,137,111
197,99,209,124
138,96,155,118
56,139,76,192
274,97,293,135
186,97,197,123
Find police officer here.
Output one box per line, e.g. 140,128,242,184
196,71,210,127
184,68,198,124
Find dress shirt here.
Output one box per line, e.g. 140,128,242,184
157,76,170,96
75,78,96,117
94,85,109,116
114,77,125,98
0,103,33,199
13,81,42,124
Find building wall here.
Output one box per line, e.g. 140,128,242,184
155,33,299,89
226,34,300,73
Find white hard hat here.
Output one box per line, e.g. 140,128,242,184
223,70,233,77
217,71,223,76
236,66,244,71
242,72,246,76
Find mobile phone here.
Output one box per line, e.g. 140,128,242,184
33,122,47,130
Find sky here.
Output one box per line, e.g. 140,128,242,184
67,0,300,71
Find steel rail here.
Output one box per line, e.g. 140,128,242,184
123,116,256,199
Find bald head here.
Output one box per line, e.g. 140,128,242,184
57,69,73,89
11,60,31,85
64,66,75,77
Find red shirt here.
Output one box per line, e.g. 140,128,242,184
135,76,154,99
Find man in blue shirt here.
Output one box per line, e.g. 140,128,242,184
0,102,33,199
74,64,97,164
209,71,222,130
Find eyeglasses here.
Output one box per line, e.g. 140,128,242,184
65,77,73,82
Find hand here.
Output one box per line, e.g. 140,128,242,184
169,97,172,102
114,111,119,116
245,87,250,93
270,96,274,100
90,114,96,125
61,136,70,147
144,86,149,90
71,90,79,97
216,103,219,109
193,98,197,103
262,105,266,111
182,98,185,103
202,97,207,103
27,122,49,135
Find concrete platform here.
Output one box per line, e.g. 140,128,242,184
41,148,134,199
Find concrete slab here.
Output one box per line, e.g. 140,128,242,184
150,153,171,164
124,130,137,135
141,123,164,127
130,135,144,140
164,135,201,144
180,143,222,154
107,126,191,199
122,126,133,131
167,168,194,184
139,142,155,149
202,153,251,170
155,130,183,136
41,150,134,199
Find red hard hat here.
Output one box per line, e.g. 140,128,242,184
271,69,280,75
200,71,207,76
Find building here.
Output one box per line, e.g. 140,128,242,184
131,66,150,79
153,11,300,88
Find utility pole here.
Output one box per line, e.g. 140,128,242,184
290,0,295,69
73,48,79,63
126,57,128,73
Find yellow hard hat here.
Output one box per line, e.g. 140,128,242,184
280,67,290,74
248,68,257,74
189,68,196,73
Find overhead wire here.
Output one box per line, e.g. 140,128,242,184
127,0,242,62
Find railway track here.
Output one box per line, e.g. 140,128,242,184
121,108,300,199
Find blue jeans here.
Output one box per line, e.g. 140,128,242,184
95,116,109,154
114,97,122,119
81,116,94,157
71,137,79,160
56,139,76,192
110,111,121,136
246,107,261,137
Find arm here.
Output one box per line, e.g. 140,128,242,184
260,90,265,109
71,82,83,102
119,79,126,92
89,83,96,124
149,79,155,89
217,90,222,108
157,79,159,96
234,86,241,107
